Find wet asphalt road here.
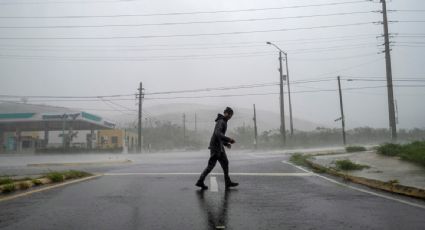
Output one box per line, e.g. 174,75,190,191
0,151,424,230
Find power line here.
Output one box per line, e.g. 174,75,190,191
0,11,375,29
395,20,425,23
315,57,384,77
143,85,425,100
0,1,370,18
0,43,380,62
0,34,378,49
0,39,379,54
0,44,381,62
0,21,375,40
2,85,424,103
0,93,135,99
146,82,279,95
0,78,340,100
392,10,425,12
0,0,130,5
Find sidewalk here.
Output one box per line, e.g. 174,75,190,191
310,150,425,190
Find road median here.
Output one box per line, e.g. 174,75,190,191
0,170,101,202
290,152,425,200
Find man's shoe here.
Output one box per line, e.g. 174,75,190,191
196,181,209,190
225,182,239,189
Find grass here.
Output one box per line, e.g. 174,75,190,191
376,143,403,156
0,177,13,185
345,146,367,153
45,170,92,183
31,179,43,186
377,141,425,167
334,159,370,171
63,170,92,180
289,153,312,167
45,172,64,183
2,183,16,194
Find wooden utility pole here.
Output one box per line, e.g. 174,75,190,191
183,113,186,148
278,52,286,146
284,53,294,136
194,113,197,132
253,104,258,150
381,0,397,142
337,76,347,145
138,82,143,153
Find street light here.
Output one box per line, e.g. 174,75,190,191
266,42,294,138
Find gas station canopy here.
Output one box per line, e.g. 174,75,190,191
0,102,116,132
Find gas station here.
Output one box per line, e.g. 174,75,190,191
0,102,116,153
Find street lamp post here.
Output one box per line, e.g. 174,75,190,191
267,42,294,138
267,42,286,145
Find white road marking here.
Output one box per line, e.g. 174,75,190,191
210,176,218,192
282,161,425,210
27,160,132,167
104,172,313,177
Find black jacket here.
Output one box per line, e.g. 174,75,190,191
209,114,231,153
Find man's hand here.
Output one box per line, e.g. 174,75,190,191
229,138,236,144
224,143,232,149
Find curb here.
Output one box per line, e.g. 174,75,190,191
0,174,102,202
304,159,425,200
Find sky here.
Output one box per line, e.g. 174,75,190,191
0,0,424,130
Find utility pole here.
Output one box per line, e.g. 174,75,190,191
266,42,287,146
278,52,287,146
183,113,186,148
194,113,197,132
138,82,143,153
381,0,397,142
253,104,258,150
337,76,347,145
284,53,294,136
61,114,67,149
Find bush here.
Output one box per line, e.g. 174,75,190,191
377,143,403,156
0,177,13,185
377,141,425,166
2,183,16,194
31,179,43,186
334,159,370,171
398,141,425,166
18,182,30,190
345,146,367,153
45,172,64,183
289,153,311,167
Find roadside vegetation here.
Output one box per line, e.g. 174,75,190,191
0,177,13,185
377,141,425,167
1,184,16,194
289,153,312,167
334,159,370,171
345,146,367,153
45,170,93,183
45,172,65,183
1,170,93,195
31,179,43,186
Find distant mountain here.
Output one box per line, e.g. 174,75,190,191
111,103,323,132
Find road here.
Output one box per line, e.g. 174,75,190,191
0,150,424,230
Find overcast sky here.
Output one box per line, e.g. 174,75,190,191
0,0,424,129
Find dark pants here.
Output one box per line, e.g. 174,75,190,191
198,150,231,184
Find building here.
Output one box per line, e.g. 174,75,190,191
0,102,116,153
97,129,139,153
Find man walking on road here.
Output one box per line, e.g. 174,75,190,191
196,107,239,190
